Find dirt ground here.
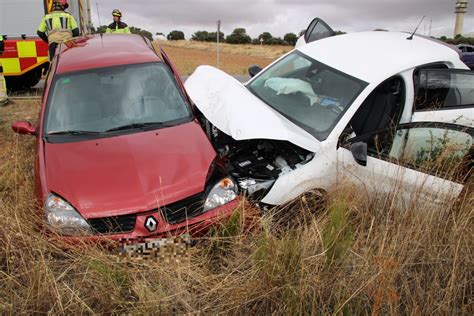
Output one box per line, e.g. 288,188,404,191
155,41,288,75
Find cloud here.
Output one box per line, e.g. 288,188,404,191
91,0,474,38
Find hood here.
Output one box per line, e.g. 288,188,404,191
185,65,321,153
44,121,215,219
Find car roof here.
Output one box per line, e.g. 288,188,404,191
297,31,466,84
55,34,162,74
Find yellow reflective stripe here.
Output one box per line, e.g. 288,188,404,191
0,58,21,74
17,41,37,58
37,57,48,63
0,58,48,76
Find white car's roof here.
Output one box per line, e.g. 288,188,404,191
297,31,466,84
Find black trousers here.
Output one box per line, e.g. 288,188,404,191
49,42,59,60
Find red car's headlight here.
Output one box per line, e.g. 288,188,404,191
44,194,92,236
203,177,238,212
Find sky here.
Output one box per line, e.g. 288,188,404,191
90,0,474,39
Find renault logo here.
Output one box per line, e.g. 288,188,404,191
145,216,158,232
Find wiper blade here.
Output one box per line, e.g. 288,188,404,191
105,122,172,133
48,130,101,136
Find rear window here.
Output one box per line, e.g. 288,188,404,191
414,69,474,111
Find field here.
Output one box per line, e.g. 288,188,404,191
154,40,292,75
0,42,472,313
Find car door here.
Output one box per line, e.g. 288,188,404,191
412,69,474,127
337,122,473,208
295,17,335,48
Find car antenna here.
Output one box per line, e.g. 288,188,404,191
407,16,425,40
96,2,104,46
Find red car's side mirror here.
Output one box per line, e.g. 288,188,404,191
12,121,36,135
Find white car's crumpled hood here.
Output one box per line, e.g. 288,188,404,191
184,65,321,153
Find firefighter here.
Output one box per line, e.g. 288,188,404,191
0,35,8,106
106,9,131,34
37,0,80,60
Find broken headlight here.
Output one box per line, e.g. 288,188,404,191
203,177,238,212
44,194,92,236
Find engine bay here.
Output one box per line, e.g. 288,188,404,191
206,124,314,198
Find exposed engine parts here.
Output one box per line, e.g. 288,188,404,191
206,124,314,198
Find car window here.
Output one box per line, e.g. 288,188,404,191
248,51,367,141
466,46,474,53
414,69,474,111
358,125,472,182
305,18,334,43
45,63,192,135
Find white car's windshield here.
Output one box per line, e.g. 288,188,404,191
45,63,192,136
247,51,367,140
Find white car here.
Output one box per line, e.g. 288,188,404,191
184,20,474,206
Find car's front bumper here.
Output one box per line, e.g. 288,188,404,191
55,198,241,244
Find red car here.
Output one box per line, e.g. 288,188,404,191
12,34,239,241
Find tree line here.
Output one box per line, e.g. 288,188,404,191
167,28,299,46
91,25,474,47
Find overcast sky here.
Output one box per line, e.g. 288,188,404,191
91,0,474,39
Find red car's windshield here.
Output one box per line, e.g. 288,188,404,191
44,63,192,136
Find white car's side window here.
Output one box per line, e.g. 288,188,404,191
364,125,472,182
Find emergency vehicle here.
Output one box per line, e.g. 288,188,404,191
0,0,91,90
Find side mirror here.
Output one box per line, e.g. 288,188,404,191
350,141,367,166
12,121,36,135
248,65,262,78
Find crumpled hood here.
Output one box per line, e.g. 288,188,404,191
44,122,216,219
185,65,321,153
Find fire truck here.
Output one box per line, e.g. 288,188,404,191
0,0,91,91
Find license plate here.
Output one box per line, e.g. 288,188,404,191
117,235,191,262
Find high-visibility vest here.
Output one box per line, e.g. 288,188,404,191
106,22,131,34
38,10,79,43
0,36,7,102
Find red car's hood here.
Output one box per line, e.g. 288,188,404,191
44,121,216,219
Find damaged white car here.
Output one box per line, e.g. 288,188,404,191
185,21,474,206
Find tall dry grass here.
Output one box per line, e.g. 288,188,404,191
0,100,472,314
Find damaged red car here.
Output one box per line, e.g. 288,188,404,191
12,34,240,240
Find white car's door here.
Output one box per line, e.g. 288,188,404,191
412,69,474,127
338,122,473,208
295,17,335,48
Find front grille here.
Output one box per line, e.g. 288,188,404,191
88,214,137,234
161,192,205,224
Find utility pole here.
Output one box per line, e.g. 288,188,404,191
454,0,469,37
217,20,221,69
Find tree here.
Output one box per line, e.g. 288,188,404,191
251,38,261,45
129,26,153,41
283,33,298,46
91,25,108,34
167,30,185,40
192,31,210,41
192,31,224,42
258,32,273,45
335,30,347,35
225,28,251,44
269,37,285,45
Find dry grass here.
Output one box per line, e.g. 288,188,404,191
154,40,292,75
0,100,473,314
